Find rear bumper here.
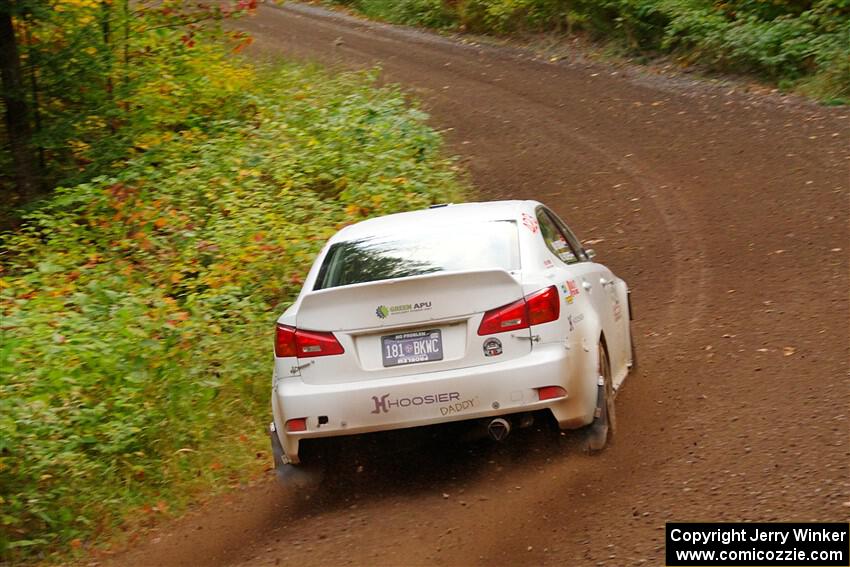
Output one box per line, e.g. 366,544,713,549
271,343,595,463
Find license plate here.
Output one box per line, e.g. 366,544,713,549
381,330,443,367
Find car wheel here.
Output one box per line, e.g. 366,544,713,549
581,342,616,453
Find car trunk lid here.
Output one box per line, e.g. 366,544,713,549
295,269,531,384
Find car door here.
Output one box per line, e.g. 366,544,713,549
533,207,600,347
538,207,629,379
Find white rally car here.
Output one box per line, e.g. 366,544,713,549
270,200,634,470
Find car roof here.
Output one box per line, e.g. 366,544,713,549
332,200,538,242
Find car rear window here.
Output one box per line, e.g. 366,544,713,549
314,220,520,290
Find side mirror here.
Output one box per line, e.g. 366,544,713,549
585,248,597,261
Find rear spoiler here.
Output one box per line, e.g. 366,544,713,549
296,269,523,332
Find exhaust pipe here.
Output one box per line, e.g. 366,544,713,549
487,417,511,442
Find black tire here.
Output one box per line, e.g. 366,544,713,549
581,341,616,453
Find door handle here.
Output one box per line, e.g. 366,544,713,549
582,281,593,291
600,278,616,288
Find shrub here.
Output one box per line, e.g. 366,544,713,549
0,54,463,561
337,0,458,27
329,0,849,101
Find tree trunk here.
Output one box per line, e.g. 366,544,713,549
0,7,39,203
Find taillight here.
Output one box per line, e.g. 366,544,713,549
477,297,528,335
537,385,568,401
294,328,345,357
275,325,298,357
285,418,307,432
526,285,560,326
477,286,560,336
275,324,344,358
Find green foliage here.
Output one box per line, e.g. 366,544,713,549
1,0,256,205
0,48,462,560
329,0,850,101
343,0,457,27
661,1,849,97
472,0,568,33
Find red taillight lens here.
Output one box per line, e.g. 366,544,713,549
477,297,528,336
477,285,561,336
537,385,568,401
294,328,345,357
275,325,344,358
275,324,297,357
526,285,560,326
285,418,307,432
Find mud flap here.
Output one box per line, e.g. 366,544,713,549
269,422,324,488
583,379,610,453
269,421,289,467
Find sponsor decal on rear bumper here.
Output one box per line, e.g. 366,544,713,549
371,391,460,414
370,392,478,417
439,399,476,416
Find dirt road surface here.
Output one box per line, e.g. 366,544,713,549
112,3,849,566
